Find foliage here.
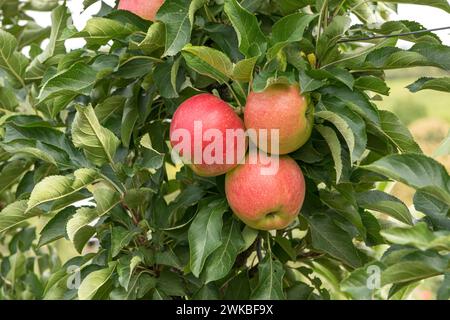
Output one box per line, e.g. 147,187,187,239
0,0,449,300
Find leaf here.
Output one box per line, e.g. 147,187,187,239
251,256,285,300
94,96,126,124
232,56,258,82
224,0,267,58
434,131,450,157
372,0,450,13
111,226,139,258
66,207,97,253
72,105,120,167
305,213,363,268
136,22,165,54
202,217,245,283
381,251,448,285
0,29,28,86
438,272,450,300
354,76,390,95
319,98,367,162
298,70,325,92
0,159,31,194
0,200,41,233
78,17,137,46
363,154,450,205
308,67,355,89
27,168,98,211
379,110,422,154
356,190,413,225
381,222,450,251
188,199,228,277
39,5,70,62
38,207,75,247
407,77,450,93
414,191,450,231
341,262,384,300
38,62,98,116
267,13,317,59
78,262,117,300
182,45,233,84
316,125,343,183
156,0,205,56
0,85,18,110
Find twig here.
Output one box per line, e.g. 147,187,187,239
338,26,450,43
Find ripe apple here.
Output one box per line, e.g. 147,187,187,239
170,93,247,177
244,84,313,155
225,153,306,230
118,0,165,21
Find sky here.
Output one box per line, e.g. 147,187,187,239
25,1,450,50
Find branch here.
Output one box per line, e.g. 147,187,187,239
338,26,450,43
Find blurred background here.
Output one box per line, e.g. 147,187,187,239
19,1,450,300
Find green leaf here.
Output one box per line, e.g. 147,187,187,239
381,251,448,285
202,217,245,283
66,207,97,253
182,45,233,84
135,21,165,54
341,262,385,300
305,213,363,268
354,76,390,95
414,191,450,231
224,0,267,58
251,256,285,300
372,0,450,13
434,131,450,157
78,262,117,300
0,29,28,86
267,13,316,59
0,85,18,110
438,272,450,300
72,104,120,167
78,17,137,46
363,154,450,205
316,125,343,183
0,159,31,194
37,207,75,247
0,200,42,233
232,56,258,82
356,190,413,225
94,96,126,124
39,5,70,62
27,168,98,211
188,199,228,277
381,222,450,251
298,70,325,92
111,226,139,258
156,0,205,56
38,62,98,116
379,110,422,153
407,77,450,93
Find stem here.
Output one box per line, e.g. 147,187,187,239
256,236,263,263
332,0,346,18
315,0,329,56
225,82,242,108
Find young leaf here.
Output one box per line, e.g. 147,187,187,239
182,45,233,84
72,105,120,167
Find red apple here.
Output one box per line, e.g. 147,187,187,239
170,93,247,177
244,84,313,155
225,153,306,230
118,0,165,21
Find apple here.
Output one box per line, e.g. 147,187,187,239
170,93,247,177
118,0,165,21
244,84,313,155
225,153,306,230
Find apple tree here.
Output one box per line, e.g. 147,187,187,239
1,0,450,300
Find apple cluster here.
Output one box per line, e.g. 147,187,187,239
170,85,313,230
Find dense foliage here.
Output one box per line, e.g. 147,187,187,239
1,0,450,300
